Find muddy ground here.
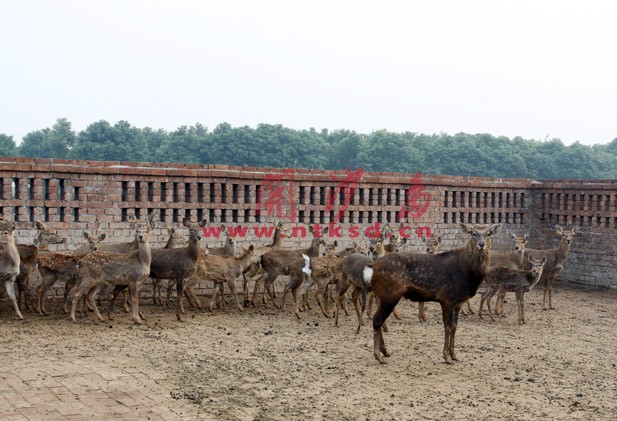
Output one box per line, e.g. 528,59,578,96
1,282,616,420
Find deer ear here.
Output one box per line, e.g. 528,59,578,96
98,233,106,241
524,234,530,243
83,231,89,239
333,240,338,247
182,218,191,227
199,219,208,227
458,223,472,234
437,235,443,243
489,224,502,236
541,256,547,264
421,237,427,243
555,225,563,235
509,232,516,239
35,221,45,230
571,226,578,235
309,225,314,234
322,226,329,235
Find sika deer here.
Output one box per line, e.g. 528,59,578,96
488,233,529,316
36,231,105,316
365,223,502,364
190,245,259,313
0,220,23,319
251,225,325,308
417,234,443,322
282,240,340,318
242,221,286,305
524,225,577,310
334,236,385,333
70,216,154,324
152,227,183,305
122,218,205,322
15,221,67,311
480,254,547,324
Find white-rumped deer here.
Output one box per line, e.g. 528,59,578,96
251,225,325,308
365,223,502,364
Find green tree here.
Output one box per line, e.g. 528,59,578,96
0,134,18,156
18,118,75,158
19,128,52,157
155,124,208,164
71,120,147,162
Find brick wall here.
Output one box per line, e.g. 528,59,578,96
1,157,615,294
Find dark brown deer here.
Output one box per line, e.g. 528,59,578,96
365,223,502,364
251,225,325,308
524,225,577,310
35,231,105,316
15,221,67,311
480,254,547,324
70,216,154,324
0,219,23,319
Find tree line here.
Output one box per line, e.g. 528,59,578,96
1,118,617,179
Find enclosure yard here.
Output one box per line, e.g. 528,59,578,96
1,283,616,420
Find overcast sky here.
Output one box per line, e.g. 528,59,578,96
1,1,616,146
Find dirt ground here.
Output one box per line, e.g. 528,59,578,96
1,282,616,420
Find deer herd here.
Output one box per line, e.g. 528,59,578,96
0,212,578,365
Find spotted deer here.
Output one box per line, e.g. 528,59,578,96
480,254,547,324
15,221,67,311
365,223,502,364
0,219,23,319
36,231,105,316
70,216,154,324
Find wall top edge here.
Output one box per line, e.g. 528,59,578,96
0,156,615,189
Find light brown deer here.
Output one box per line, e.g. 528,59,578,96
251,225,325,308
70,216,154,324
488,233,530,316
524,225,577,310
192,245,259,313
281,240,340,318
0,219,23,319
35,231,105,316
151,227,183,305
480,254,547,324
15,221,67,311
365,223,502,364
334,236,386,333
242,221,286,305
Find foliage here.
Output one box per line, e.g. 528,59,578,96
11,118,617,179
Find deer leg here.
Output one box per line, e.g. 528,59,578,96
466,300,475,315
107,285,125,320
226,277,243,312
441,304,458,364
334,281,350,328
351,288,364,334
36,274,56,316
176,278,185,321
372,298,399,364
515,290,524,324
484,286,497,322
62,280,76,314
87,286,105,322
251,272,267,307
5,278,23,320
70,282,89,322
209,282,222,312
128,280,143,325
418,302,427,322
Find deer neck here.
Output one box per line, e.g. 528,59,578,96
305,238,321,258
529,266,544,290
187,235,201,261
1,236,20,272
137,239,152,269
556,239,571,262
164,236,176,249
236,250,255,271
271,228,283,248
464,239,491,279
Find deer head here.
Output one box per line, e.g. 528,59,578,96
82,231,106,252
556,225,577,245
459,223,502,251
509,232,529,253
35,221,68,246
422,235,442,254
